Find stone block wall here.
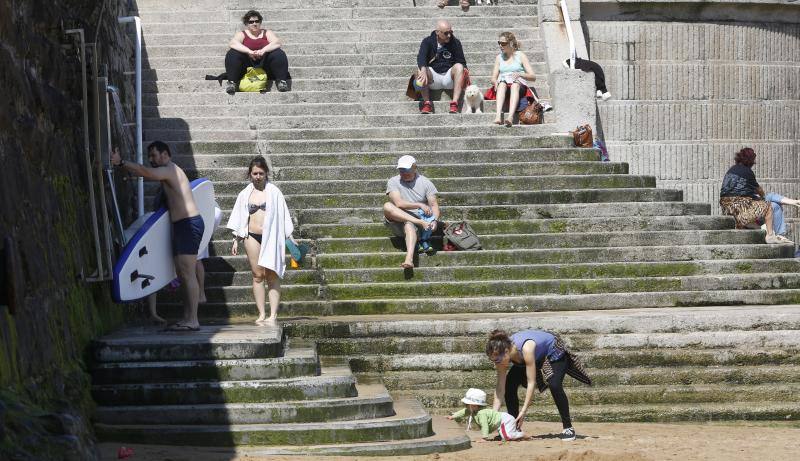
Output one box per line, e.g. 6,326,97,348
0,0,136,459
582,1,800,240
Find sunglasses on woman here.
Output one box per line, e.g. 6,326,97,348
247,19,262,24
498,41,509,46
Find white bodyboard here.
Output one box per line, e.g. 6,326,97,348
112,178,215,302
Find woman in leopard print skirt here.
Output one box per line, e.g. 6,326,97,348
719,147,787,244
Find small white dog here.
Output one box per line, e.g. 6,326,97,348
462,84,484,114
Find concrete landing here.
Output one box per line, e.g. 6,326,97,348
92,324,283,362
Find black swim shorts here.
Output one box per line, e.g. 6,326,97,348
172,215,205,256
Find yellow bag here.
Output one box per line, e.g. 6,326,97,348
239,67,267,92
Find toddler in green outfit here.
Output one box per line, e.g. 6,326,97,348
448,388,526,441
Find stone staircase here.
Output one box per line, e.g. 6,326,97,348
90,324,469,454
98,0,800,452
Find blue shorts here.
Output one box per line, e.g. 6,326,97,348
172,215,205,256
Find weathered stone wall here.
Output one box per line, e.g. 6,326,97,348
582,1,800,239
0,0,136,459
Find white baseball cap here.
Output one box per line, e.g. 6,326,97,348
396,155,416,169
461,388,487,406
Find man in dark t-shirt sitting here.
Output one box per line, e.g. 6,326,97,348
414,19,467,115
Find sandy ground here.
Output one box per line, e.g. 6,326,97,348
100,421,800,461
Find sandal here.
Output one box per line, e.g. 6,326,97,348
775,235,794,244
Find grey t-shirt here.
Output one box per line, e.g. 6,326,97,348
386,174,438,205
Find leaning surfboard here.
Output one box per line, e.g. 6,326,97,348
112,178,216,302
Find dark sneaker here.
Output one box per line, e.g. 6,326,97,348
276,80,289,92
449,101,459,113
225,81,236,95
420,100,433,114
561,427,576,442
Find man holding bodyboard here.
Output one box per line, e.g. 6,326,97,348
111,141,205,332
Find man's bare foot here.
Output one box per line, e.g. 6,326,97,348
401,260,414,269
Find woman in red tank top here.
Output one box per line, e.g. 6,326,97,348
224,10,291,94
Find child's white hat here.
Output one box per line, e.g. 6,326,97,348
462,388,487,406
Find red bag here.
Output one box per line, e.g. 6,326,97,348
484,86,536,113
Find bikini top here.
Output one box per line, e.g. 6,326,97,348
248,202,267,214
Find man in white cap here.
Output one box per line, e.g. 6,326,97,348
383,155,440,269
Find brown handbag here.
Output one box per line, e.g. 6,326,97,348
570,124,593,147
519,102,544,125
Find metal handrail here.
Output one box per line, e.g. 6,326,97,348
560,0,577,69
117,16,144,218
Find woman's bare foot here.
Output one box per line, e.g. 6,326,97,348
401,260,414,269
198,294,207,304
493,117,503,125
255,316,267,325
150,315,167,326
264,316,278,325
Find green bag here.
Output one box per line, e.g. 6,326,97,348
239,66,268,92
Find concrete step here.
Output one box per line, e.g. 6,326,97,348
292,202,712,224
94,382,394,425
170,289,800,318
312,229,759,254
206,176,652,196
91,343,319,385
143,51,546,71
283,305,800,338
137,5,537,23
306,259,800,285
270,189,682,210
170,149,599,168
144,123,561,142
208,244,790,273
410,383,800,407
156,135,574,155
142,27,540,46
97,414,469,457
225,161,627,181
91,366,357,406
142,39,544,57
343,346,800,373
312,329,800,356
134,0,536,10
91,324,283,363
143,88,543,106
143,111,557,131
297,216,736,238
142,63,547,82
147,99,550,117
94,397,433,446
367,364,800,391
157,283,321,303
140,16,539,35
316,273,800,301
536,402,800,423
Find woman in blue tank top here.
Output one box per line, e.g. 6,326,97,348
485,329,592,442
490,31,538,127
